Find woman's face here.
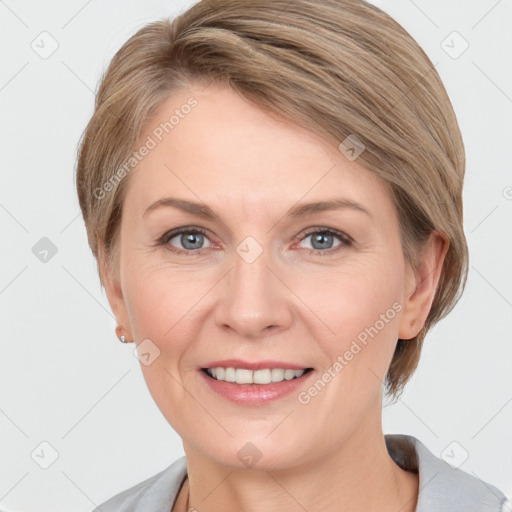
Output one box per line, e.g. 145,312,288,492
105,83,437,469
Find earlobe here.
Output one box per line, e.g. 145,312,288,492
98,244,133,340
398,231,449,340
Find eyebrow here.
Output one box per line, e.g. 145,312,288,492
143,197,372,221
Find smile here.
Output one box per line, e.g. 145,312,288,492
203,367,313,385
199,366,315,406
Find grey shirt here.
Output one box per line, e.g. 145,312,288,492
92,434,510,512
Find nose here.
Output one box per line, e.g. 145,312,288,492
214,243,293,339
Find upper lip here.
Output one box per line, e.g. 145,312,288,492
200,359,311,371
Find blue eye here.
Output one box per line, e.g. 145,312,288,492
157,226,352,256
297,228,352,255
159,227,212,255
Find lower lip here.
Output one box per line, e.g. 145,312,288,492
199,369,314,406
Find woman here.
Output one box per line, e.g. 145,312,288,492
75,0,509,510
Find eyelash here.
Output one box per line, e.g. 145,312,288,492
156,226,353,257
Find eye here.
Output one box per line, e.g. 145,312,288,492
157,226,352,256
296,227,352,255
158,227,213,255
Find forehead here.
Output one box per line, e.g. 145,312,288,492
125,84,394,222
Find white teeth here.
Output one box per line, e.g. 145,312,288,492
236,369,253,384
254,369,272,384
225,367,236,382
206,367,306,384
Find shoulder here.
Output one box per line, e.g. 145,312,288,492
91,456,187,512
92,441,510,512
385,434,510,512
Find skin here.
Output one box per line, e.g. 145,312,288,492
101,82,448,512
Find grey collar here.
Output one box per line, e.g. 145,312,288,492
93,434,508,512
386,434,507,512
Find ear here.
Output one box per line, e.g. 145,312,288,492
398,230,449,340
98,243,133,341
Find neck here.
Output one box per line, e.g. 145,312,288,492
174,412,418,512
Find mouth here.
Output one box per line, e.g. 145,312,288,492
201,367,314,385
197,359,315,405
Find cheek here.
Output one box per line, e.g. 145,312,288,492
298,258,404,394
292,263,403,429
299,257,404,336
121,269,206,428
121,250,207,339
122,273,181,349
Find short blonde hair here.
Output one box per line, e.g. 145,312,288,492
75,0,468,401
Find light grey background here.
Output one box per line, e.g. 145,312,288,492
0,1,510,510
